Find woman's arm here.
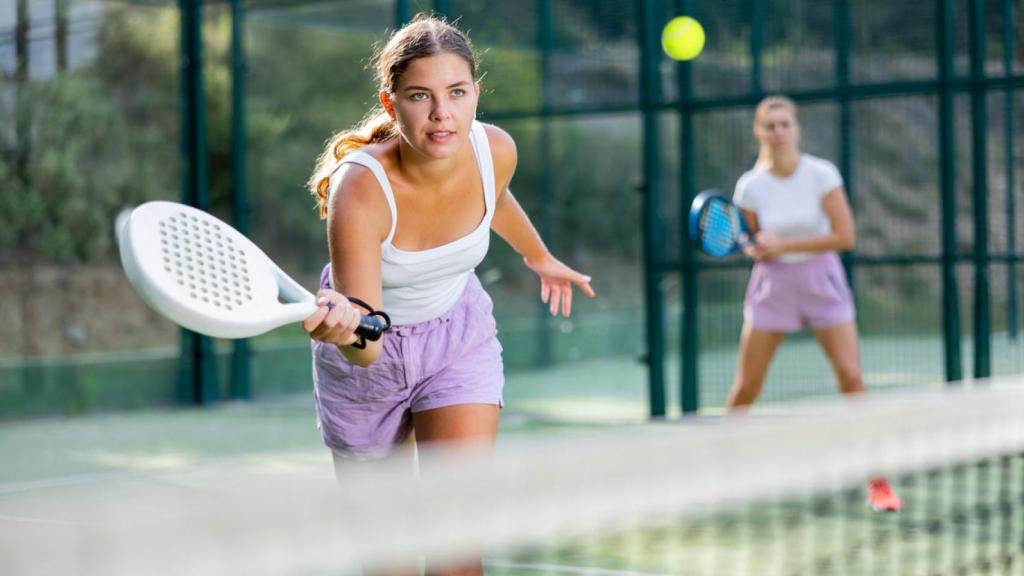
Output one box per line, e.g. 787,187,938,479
491,189,550,264
748,186,854,260
739,208,761,259
302,163,390,367
740,208,760,236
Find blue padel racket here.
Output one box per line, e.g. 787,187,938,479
688,189,750,257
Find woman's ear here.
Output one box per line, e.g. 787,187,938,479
379,91,396,119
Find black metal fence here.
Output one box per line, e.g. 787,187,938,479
1,0,1022,420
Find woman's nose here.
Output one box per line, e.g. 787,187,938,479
430,99,451,121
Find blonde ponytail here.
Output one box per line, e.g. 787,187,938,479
754,144,772,169
307,108,397,219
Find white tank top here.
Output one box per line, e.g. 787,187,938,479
328,120,496,325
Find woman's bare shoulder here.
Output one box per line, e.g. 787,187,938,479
481,122,517,181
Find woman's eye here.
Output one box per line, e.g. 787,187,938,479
451,88,466,97
410,92,428,101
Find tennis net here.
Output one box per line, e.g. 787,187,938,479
3,379,1024,576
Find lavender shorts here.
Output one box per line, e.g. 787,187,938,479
311,270,504,460
743,251,855,333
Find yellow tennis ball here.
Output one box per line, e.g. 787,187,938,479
661,16,705,61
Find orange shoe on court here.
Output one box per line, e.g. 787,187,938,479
867,478,902,512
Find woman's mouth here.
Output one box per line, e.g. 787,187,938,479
427,130,455,143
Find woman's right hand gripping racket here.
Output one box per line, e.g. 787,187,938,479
117,201,390,346
688,189,752,258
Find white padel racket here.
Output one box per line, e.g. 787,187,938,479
118,201,390,344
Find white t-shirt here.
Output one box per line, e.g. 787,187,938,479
733,153,844,263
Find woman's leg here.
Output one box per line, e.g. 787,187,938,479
331,432,417,481
813,321,900,510
414,404,501,576
812,321,865,395
727,324,786,410
331,434,420,576
413,404,499,443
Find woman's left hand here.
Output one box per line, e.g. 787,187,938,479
747,231,788,261
524,254,595,316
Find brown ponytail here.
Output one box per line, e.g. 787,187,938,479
307,109,397,219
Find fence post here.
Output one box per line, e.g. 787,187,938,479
1003,0,1018,341
937,0,963,383
179,0,218,405
535,0,555,368
969,0,990,378
834,0,856,292
677,0,699,415
229,0,251,400
639,0,666,418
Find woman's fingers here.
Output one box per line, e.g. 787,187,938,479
573,276,595,298
564,268,595,298
302,305,330,333
548,283,561,315
302,290,339,333
307,290,360,346
535,262,595,316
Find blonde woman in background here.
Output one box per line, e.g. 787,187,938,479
729,96,900,512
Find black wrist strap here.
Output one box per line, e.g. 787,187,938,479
345,296,391,350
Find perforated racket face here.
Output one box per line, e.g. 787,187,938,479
155,210,254,311
697,198,743,257
119,202,289,337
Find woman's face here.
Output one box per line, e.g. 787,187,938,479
384,52,479,160
755,107,799,151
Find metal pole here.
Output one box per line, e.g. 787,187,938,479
969,0,990,378
639,0,666,418
178,0,218,405
433,0,449,18
229,0,251,400
536,0,554,368
1003,0,1018,340
678,0,698,415
750,0,763,96
937,0,963,382
55,0,68,72
15,0,29,185
835,0,856,292
395,0,413,26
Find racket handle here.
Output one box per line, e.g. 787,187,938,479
355,314,389,342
